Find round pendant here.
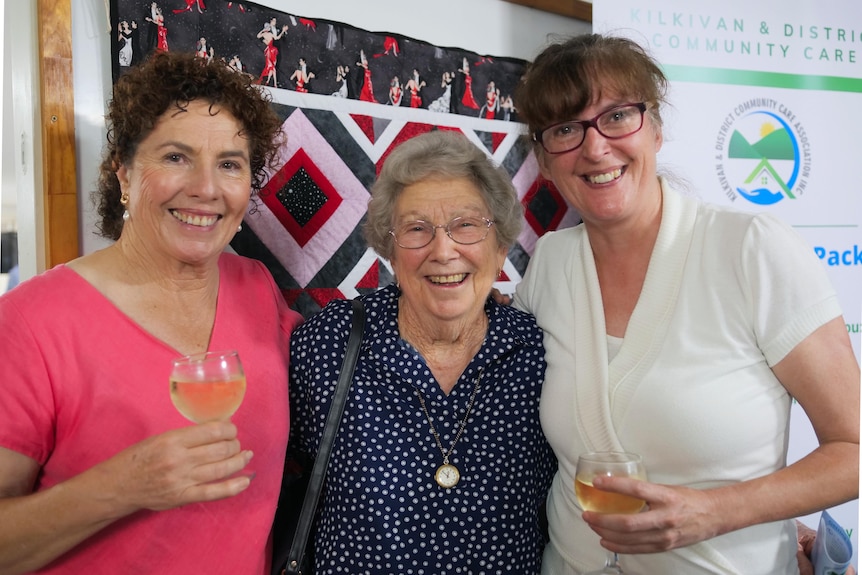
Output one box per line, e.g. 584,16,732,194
435,463,460,488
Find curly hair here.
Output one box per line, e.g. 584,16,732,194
364,131,523,261
515,34,668,142
94,50,284,240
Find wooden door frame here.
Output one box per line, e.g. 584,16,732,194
502,0,592,21
39,0,78,268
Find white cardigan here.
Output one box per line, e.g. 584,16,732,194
515,179,842,574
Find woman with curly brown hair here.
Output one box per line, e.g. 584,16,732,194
0,51,302,574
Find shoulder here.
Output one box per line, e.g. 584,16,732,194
488,299,544,347
219,252,270,278
665,180,813,266
520,225,585,284
0,266,88,370
695,200,759,229
1,265,80,310
218,253,302,327
674,175,794,239
359,284,397,317
294,286,397,342
219,253,287,301
218,252,284,297
292,298,351,342
533,224,585,254
688,203,833,304
694,202,808,255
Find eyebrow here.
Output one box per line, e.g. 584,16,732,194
155,141,250,161
397,208,485,221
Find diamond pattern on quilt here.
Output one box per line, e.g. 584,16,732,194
246,109,369,287
524,178,567,235
511,152,581,256
260,149,342,247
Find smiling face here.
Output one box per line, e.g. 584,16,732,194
116,100,251,269
537,94,663,229
390,176,507,329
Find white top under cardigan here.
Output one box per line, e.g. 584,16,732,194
514,179,842,575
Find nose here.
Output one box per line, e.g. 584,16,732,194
189,165,218,199
579,125,610,160
427,225,459,259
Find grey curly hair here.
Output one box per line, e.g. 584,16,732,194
364,131,523,260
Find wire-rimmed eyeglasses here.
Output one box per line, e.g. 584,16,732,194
533,102,647,155
389,216,496,249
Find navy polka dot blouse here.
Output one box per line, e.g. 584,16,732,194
289,284,556,574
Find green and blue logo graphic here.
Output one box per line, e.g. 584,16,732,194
714,102,811,205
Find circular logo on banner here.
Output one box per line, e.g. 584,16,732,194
713,102,811,205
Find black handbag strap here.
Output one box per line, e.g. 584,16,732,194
285,298,365,574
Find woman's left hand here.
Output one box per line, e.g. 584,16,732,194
580,475,724,553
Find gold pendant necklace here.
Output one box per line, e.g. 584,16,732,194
414,368,484,488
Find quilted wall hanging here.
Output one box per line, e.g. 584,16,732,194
111,0,581,318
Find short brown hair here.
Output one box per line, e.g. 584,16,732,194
516,34,668,139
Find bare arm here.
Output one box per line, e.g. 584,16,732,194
0,422,253,574
584,317,859,553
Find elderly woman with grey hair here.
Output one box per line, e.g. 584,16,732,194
287,130,556,574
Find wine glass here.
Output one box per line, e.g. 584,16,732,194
169,350,246,423
575,451,648,575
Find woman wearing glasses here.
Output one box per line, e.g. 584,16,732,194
513,34,859,574
287,130,556,574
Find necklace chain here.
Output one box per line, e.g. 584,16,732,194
414,368,484,464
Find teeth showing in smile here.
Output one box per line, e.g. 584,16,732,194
587,168,622,184
429,273,467,285
171,210,218,227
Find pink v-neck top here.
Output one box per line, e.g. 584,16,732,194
0,253,302,574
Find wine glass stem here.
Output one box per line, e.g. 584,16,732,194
605,551,622,572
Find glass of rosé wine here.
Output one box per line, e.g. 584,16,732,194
169,350,246,423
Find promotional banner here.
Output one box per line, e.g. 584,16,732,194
594,0,860,566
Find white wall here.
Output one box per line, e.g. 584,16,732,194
4,0,44,281
73,0,115,255
72,0,590,256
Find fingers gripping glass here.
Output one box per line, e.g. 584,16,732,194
533,102,647,154
389,216,495,249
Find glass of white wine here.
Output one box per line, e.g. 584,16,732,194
170,350,246,423
575,451,648,575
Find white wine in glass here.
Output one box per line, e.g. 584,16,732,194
170,350,246,423
575,451,647,575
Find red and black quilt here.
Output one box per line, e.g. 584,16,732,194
111,0,580,318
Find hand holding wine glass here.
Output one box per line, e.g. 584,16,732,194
575,451,648,575
170,350,246,423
